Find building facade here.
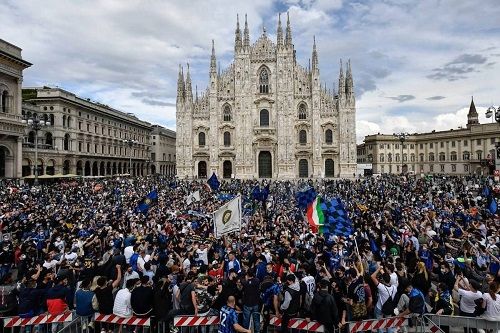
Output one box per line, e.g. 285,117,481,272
176,14,357,179
0,39,32,178
21,87,153,177
151,125,176,176
360,98,500,175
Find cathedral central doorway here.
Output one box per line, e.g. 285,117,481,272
198,161,207,178
298,159,308,178
223,160,232,178
258,151,272,178
325,159,334,177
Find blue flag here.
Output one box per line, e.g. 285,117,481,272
136,190,158,214
261,184,270,202
482,185,491,198
488,197,498,214
207,173,220,192
252,185,262,201
322,198,353,237
296,188,317,209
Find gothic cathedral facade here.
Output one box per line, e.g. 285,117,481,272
176,14,356,179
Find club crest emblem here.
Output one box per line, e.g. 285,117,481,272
222,210,232,224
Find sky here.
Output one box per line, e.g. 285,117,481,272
2,0,500,142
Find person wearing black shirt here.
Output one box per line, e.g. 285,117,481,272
94,265,121,314
310,279,339,333
166,272,198,331
131,276,154,317
241,271,260,333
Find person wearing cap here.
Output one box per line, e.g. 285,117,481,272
209,260,224,282
279,274,301,333
309,278,339,333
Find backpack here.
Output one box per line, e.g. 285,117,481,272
408,288,426,315
381,285,396,316
130,253,139,272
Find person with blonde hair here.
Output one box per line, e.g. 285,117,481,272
412,262,431,298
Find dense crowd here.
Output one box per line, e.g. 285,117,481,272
0,174,499,333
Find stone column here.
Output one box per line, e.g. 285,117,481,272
16,137,22,178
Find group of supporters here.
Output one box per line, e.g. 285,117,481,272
0,174,499,333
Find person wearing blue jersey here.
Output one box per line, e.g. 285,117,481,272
219,296,251,333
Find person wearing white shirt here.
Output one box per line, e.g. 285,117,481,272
479,281,500,328
124,245,134,264
454,276,483,330
136,250,149,273
195,243,209,266
113,280,135,318
371,266,398,333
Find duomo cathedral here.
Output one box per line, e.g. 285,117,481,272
176,14,357,179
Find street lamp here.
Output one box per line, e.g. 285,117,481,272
486,105,500,123
123,139,137,176
22,114,51,185
393,132,409,174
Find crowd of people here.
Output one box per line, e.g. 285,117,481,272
0,174,499,333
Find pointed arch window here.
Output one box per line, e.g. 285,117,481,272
260,109,269,127
299,130,307,145
259,67,269,94
198,132,206,147
325,129,333,144
223,105,232,122
298,104,307,120
223,131,231,147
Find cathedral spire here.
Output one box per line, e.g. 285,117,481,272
338,59,345,95
312,36,318,71
345,59,353,95
177,64,185,103
243,14,250,48
210,40,217,75
195,85,198,103
285,12,292,48
235,14,242,52
185,63,193,101
277,13,283,47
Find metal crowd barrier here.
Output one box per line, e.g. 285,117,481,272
347,316,408,333
94,313,152,333
2,311,73,333
418,314,500,333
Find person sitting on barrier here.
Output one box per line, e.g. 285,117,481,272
195,275,216,315
371,265,398,333
113,279,136,318
397,283,426,318
279,274,301,333
166,271,198,333
309,278,339,333
131,275,154,317
46,275,71,333
219,296,251,333
75,278,95,320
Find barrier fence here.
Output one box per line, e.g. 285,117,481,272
418,314,500,333
2,312,499,333
2,311,73,332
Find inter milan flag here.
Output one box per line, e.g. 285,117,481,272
321,198,354,237
207,173,220,192
136,190,158,214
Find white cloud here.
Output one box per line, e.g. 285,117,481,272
0,0,499,138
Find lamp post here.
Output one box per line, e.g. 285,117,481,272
22,114,50,185
123,139,137,176
393,132,409,174
486,106,500,172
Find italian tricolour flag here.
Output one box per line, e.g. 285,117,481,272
306,196,325,234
